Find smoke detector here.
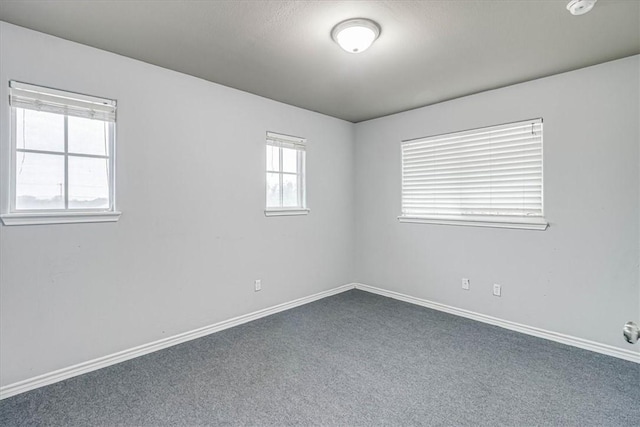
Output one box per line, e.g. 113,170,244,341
566,0,597,16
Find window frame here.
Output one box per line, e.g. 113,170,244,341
398,118,548,231
264,131,309,217
1,82,120,226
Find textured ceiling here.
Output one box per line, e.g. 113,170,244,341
0,0,638,122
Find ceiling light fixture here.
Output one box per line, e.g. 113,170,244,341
331,18,381,54
566,0,597,16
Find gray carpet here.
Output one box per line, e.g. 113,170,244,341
1,289,638,426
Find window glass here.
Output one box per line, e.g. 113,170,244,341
266,145,279,171
282,174,298,207
68,116,110,156
282,147,297,173
68,156,110,209
15,152,65,210
266,172,281,208
15,109,64,152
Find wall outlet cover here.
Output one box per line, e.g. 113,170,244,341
493,284,501,297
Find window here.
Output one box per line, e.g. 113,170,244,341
265,131,308,216
400,118,547,230
1,81,119,225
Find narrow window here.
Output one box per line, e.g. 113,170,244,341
1,81,119,225
400,118,547,230
265,131,308,216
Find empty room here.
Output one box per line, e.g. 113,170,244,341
0,0,639,425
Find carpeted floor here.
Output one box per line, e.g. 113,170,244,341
1,289,638,426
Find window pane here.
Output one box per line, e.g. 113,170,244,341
15,152,65,210
282,147,297,173
266,145,280,171
68,156,110,209
68,116,109,156
283,174,299,207
15,108,64,152
266,172,281,208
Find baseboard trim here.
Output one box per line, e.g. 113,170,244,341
354,283,640,364
0,283,356,400
3,282,637,399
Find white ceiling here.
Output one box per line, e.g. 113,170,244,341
0,0,638,122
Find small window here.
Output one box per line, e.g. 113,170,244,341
1,81,120,225
265,131,308,216
400,118,547,230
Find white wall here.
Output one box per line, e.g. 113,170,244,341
0,22,355,387
354,55,640,352
1,22,638,390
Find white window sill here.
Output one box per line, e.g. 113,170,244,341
264,208,310,217
1,211,122,226
398,215,548,231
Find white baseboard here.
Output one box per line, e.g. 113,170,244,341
0,283,356,400
354,283,640,364
3,281,637,400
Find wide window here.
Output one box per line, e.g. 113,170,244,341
400,118,547,230
1,81,119,225
265,131,308,216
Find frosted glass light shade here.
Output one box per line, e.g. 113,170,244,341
331,18,380,54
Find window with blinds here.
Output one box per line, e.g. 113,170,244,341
1,81,120,225
400,119,547,230
265,131,308,216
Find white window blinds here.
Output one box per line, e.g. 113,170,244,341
266,131,306,151
9,81,116,122
401,118,546,229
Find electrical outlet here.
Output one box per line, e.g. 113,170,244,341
254,279,261,292
462,278,470,290
493,283,501,297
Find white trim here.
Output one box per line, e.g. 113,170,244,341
398,215,548,230
2,282,636,400
354,283,640,364
1,211,122,226
16,148,109,159
264,208,310,217
0,283,355,400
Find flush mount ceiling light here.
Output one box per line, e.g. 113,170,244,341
566,0,597,15
331,18,381,54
